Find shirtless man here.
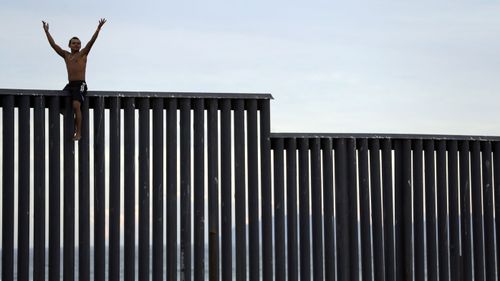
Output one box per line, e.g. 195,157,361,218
43,18,106,140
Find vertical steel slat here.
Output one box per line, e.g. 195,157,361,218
381,139,395,281
286,138,298,281
247,99,259,281
167,98,178,281
335,138,350,281
49,95,61,281
447,140,460,281
78,95,90,280
95,96,106,281
346,138,359,281
369,139,385,281
17,96,30,281
109,97,121,281
471,141,486,280
208,99,219,281
63,96,76,281
79,97,90,281
358,138,373,281
413,139,425,281
298,138,311,281
424,140,438,281
194,98,205,281
260,99,273,281
403,140,413,281
311,138,324,281
395,139,413,280
273,138,286,281
179,98,191,281
481,142,497,280
33,96,46,281
234,99,247,281
459,141,473,280
124,97,136,281
322,138,335,281
220,99,232,281
2,95,14,281
152,98,164,281
437,140,450,281
394,140,403,281
495,142,500,276
138,98,150,281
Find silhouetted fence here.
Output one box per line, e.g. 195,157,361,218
270,133,500,281
0,89,272,281
1,89,500,281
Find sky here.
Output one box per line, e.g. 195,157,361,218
1,0,499,135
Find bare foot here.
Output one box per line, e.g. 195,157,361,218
73,132,81,141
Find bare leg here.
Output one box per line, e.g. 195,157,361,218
73,100,82,141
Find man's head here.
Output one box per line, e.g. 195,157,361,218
68,37,81,52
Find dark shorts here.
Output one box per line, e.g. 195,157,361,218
63,80,87,103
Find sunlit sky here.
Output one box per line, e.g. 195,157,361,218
1,0,499,135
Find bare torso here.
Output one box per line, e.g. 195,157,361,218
64,52,87,81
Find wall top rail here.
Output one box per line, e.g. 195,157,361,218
271,132,500,142
0,88,273,100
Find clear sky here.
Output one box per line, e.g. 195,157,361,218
1,0,499,135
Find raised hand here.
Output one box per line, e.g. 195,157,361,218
98,18,107,30
42,21,49,32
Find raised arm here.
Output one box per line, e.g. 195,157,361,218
42,21,67,58
81,18,106,55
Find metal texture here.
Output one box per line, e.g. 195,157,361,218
179,98,190,281
322,138,335,281
79,95,91,281
2,95,14,281
167,98,178,281
109,97,121,281
220,99,232,281
311,138,324,281
286,138,298,281
448,140,460,281
382,139,395,281
413,139,425,281
34,96,46,280
248,99,259,281
273,138,286,281
460,141,473,280
18,96,30,281
48,96,61,281
63,96,75,281
194,98,205,281
482,141,497,279
124,97,135,281
335,138,350,281
138,98,150,281
2,89,500,281
298,138,311,281
359,138,372,281
370,139,385,281
424,140,438,281
94,96,105,281
471,141,485,280
260,99,273,281
208,99,219,281
152,98,164,281
234,99,246,281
